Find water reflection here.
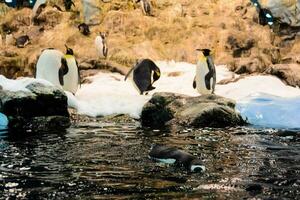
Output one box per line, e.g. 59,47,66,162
0,121,299,199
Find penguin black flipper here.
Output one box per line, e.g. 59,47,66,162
204,56,215,91
193,76,196,89
59,57,69,86
76,59,81,88
207,56,216,93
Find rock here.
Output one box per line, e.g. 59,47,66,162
264,0,300,27
0,82,70,132
265,63,300,87
141,92,245,128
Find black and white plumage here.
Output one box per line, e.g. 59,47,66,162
35,45,80,94
193,49,216,95
149,144,205,172
78,23,90,36
124,59,160,95
95,32,108,58
136,0,151,16
15,35,30,48
63,0,75,11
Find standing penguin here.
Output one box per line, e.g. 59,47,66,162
149,144,205,172
136,0,151,16
35,45,80,94
78,23,90,36
193,49,216,95
124,59,160,95
63,0,75,11
15,35,30,48
95,32,108,59
250,0,274,26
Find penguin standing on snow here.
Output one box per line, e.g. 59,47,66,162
35,45,80,94
95,32,108,58
250,0,274,26
149,144,205,173
136,0,151,16
193,49,216,95
124,59,160,95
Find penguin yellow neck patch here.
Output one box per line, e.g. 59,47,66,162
64,54,74,59
198,55,207,62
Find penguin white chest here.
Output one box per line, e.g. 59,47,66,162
195,60,212,95
95,36,104,57
35,49,64,88
63,57,79,94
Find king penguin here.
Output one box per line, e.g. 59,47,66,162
95,32,108,59
136,0,151,16
149,144,205,172
193,49,216,95
35,45,81,94
124,59,160,95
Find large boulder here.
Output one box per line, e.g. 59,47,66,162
0,82,70,132
141,92,245,128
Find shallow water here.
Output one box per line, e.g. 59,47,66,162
0,121,299,199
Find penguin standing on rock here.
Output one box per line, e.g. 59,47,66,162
64,0,75,11
149,144,205,173
193,49,216,95
136,0,151,16
95,32,108,58
78,23,90,36
124,59,160,95
250,0,274,26
15,35,30,48
35,45,80,94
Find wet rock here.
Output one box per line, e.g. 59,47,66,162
141,92,245,128
0,83,70,132
245,183,263,194
265,63,300,87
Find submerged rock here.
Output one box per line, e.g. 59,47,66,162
141,92,245,128
0,82,70,132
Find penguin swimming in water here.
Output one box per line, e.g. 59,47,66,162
15,35,30,48
193,49,216,95
78,23,90,36
250,0,274,26
95,32,108,59
35,45,80,94
124,59,160,95
149,144,205,172
136,0,151,16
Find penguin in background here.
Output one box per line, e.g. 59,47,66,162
78,23,90,36
250,0,274,26
124,59,160,95
136,0,151,16
35,45,81,94
193,49,216,95
15,35,30,48
95,32,108,59
149,144,205,173
64,0,75,11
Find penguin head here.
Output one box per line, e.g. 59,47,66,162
99,32,107,40
196,49,212,61
65,45,74,55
